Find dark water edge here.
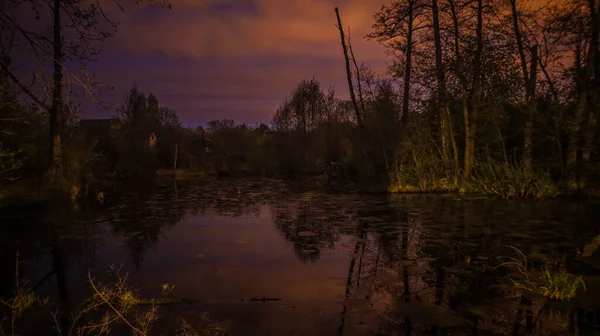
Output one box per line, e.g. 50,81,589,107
1,177,600,335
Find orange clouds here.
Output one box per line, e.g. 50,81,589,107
89,0,390,124
115,0,386,61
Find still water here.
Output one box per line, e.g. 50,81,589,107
2,178,600,335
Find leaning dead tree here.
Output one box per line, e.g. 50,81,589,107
334,7,364,129
335,7,385,187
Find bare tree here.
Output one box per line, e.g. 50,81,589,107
509,0,538,173
546,0,600,192
465,0,484,181
335,7,364,129
368,0,428,125
432,0,460,185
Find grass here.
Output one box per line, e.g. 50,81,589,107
386,144,560,198
388,155,456,193
1,261,230,336
495,246,585,301
538,265,586,301
74,266,231,335
0,250,49,335
467,155,558,199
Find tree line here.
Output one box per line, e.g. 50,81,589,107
1,0,600,199
272,0,600,197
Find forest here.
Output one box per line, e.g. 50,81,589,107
1,0,599,203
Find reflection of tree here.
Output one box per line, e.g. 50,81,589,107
106,185,187,268
0,200,106,334
4,181,596,334
374,206,415,335
337,223,367,335
107,178,277,267
383,196,523,334
271,193,349,263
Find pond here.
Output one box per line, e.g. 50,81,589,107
2,178,600,335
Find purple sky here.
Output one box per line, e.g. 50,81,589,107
79,0,388,126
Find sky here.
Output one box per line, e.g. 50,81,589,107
80,0,390,126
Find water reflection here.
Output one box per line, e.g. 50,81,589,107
1,179,600,335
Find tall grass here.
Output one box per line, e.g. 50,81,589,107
496,246,585,301
0,250,48,335
2,262,230,336
388,122,455,192
468,152,558,199
538,265,586,301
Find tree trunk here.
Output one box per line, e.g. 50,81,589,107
579,3,600,189
523,45,538,173
566,2,599,192
579,92,598,189
335,7,381,188
510,0,537,172
449,0,475,184
402,0,414,125
173,143,178,171
567,95,587,192
432,0,458,186
464,0,483,183
448,107,460,186
49,0,63,174
335,7,364,129
462,91,471,181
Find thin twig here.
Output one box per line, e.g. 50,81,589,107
87,271,144,335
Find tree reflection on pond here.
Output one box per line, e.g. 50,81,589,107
2,179,600,335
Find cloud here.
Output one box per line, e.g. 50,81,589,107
116,0,384,60
86,0,390,124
